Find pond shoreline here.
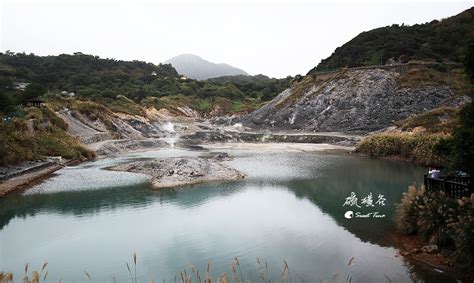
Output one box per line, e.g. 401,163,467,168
0,142,355,196
0,160,80,198
0,143,449,282
390,232,474,281
0,164,63,198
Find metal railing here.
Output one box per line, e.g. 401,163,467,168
424,174,471,198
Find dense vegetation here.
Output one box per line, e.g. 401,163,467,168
0,52,291,116
396,185,473,268
309,7,474,73
207,74,292,101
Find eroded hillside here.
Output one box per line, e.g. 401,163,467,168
240,64,471,133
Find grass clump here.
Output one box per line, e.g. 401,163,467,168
355,133,449,166
396,185,474,268
0,261,49,283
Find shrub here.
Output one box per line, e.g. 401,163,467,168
0,109,94,166
396,185,474,267
396,185,424,234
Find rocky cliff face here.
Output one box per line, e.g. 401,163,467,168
57,110,161,144
240,67,469,133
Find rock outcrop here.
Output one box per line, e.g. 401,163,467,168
57,108,186,156
240,67,469,133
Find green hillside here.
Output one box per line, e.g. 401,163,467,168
0,52,291,116
308,7,474,73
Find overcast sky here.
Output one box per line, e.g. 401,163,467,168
1,0,472,78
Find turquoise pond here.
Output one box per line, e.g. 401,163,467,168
0,147,461,282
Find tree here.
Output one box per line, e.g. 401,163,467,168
0,77,13,90
0,92,15,114
465,40,474,81
22,83,46,103
437,41,474,176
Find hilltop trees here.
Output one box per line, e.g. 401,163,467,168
309,7,474,73
22,83,46,102
0,77,16,114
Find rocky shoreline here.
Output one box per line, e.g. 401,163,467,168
108,153,246,189
390,233,474,281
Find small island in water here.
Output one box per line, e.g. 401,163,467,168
109,154,246,189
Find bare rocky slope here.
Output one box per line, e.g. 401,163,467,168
239,64,470,133
56,107,188,155
51,65,471,158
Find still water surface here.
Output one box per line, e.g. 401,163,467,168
0,147,458,282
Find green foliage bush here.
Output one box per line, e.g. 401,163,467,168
396,185,474,268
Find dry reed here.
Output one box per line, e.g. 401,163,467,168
0,254,361,283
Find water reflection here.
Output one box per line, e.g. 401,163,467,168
0,149,461,282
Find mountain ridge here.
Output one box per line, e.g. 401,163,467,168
164,54,249,80
308,6,474,74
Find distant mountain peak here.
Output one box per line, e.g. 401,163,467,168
164,54,249,80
